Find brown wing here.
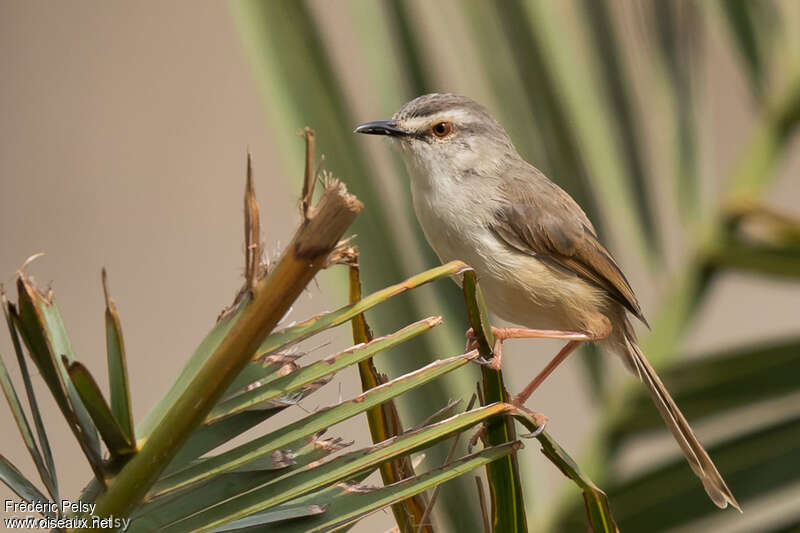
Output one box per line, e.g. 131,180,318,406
490,173,648,326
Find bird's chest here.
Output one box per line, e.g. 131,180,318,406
406,166,573,329
412,172,480,251
409,172,497,271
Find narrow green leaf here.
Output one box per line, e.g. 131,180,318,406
255,261,469,357
0,454,55,518
168,403,305,474
461,270,528,533
224,350,300,401
207,505,328,532
461,271,495,354
208,316,442,423
103,269,135,445
537,431,619,533
0,350,57,501
78,406,289,507
13,281,71,423
34,285,102,456
151,351,478,497
161,404,528,533
277,443,521,533
195,468,377,533
14,277,104,483
67,359,135,459
2,298,57,498
129,435,348,532
348,264,431,533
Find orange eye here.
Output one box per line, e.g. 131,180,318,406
431,121,452,138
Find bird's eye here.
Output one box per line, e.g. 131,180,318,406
431,121,453,138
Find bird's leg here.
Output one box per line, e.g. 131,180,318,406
512,340,581,406
466,326,595,371
511,317,611,407
492,327,595,343
465,327,507,370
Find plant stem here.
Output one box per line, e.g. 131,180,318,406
461,271,528,533
79,181,361,530
349,264,433,533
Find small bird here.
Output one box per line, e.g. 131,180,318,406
355,93,739,511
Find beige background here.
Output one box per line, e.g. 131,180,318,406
2,2,799,532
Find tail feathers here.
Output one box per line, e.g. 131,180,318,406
623,334,741,512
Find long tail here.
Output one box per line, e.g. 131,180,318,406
621,327,741,511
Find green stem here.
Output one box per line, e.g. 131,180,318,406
461,271,528,533
78,182,361,530
349,265,433,533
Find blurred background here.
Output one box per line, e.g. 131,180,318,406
2,1,799,531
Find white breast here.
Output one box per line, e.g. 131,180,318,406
407,162,495,271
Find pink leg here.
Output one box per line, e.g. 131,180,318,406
512,340,581,406
492,327,595,343
466,326,595,371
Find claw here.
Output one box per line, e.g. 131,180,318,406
464,327,504,369
521,426,546,439
510,403,548,437
465,327,479,353
520,420,547,438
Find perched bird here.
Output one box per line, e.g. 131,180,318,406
355,93,739,511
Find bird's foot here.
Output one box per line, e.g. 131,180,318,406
467,405,547,449
511,404,548,438
491,327,595,342
465,327,504,370
467,326,594,371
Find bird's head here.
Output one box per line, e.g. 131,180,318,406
355,93,515,185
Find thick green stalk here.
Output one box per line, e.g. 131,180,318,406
461,271,528,533
349,265,433,533
80,182,362,530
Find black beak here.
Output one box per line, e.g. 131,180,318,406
353,120,407,137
